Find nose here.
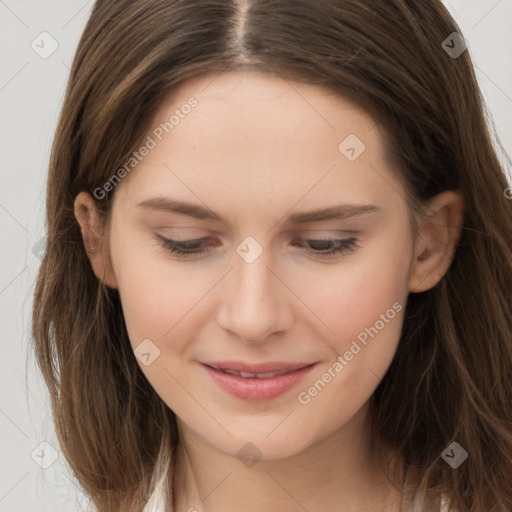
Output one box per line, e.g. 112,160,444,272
216,246,293,344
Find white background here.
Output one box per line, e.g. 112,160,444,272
0,1,511,510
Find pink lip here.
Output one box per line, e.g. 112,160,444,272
202,361,313,373
200,362,318,401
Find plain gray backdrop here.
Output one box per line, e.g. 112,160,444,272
1,1,511,511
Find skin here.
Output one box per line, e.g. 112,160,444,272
74,70,464,512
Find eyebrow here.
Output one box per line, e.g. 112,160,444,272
136,197,381,225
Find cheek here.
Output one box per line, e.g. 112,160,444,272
110,229,206,354
305,232,412,351
293,232,412,422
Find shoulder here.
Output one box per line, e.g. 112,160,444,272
143,487,169,512
441,494,460,512
400,468,458,512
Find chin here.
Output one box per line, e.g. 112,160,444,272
206,428,318,463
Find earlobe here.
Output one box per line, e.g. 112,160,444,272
408,191,464,293
74,191,119,289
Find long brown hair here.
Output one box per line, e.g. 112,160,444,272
31,1,512,510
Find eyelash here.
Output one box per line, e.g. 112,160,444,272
154,235,359,259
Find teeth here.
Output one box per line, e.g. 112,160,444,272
222,369,291,378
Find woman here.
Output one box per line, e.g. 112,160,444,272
32,1,512,511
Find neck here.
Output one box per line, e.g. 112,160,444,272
170,404,405,512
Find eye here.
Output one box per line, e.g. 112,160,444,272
292,237,359,258
155,234,359,259
155,235,212,256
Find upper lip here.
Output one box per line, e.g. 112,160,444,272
202,361,315,373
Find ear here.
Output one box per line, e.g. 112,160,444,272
74,191,119,289
408,191,464,293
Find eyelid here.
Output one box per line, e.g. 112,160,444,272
154,233,360,259
295,228,360,235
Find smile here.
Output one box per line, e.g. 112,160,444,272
200,362,318,401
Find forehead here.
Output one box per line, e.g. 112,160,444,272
113,70,403,222
155,69,378,139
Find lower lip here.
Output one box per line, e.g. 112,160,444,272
201,363,317,401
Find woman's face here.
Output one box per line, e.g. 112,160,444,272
94,70,419,459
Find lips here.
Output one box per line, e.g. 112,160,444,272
200,361,318,401
220,368,291,378
202,361,312,375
